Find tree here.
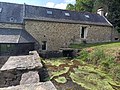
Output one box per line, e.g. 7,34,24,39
66,4,75,11
76,0,94,12
66,0,94,12
93,0,120,33
92,0,108,13
108,0,120,32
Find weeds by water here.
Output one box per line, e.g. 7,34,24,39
42,42,120,90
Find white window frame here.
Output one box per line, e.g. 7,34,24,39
65,12,70,16
85,15,90,18
47,10,52,15
0,8,2,13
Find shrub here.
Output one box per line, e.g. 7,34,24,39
110,65,120,82
89,48,105,65
100,56,115,72
78,48,106,65
77,50,90,62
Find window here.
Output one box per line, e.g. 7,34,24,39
115,37,119,41
47,10,52,15
0,8,2,13
0,44,15,56
42,41,47,50
65,12,70,16
81,27,85,38
85,15,90,18
0,43,34,56
80,27,87,39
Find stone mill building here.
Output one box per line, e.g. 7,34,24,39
0,2,119,56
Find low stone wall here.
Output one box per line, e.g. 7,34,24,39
112,29,120,41
39,51,63,59
0,51,43,88
0,81,57,90
0,70,22,87
0,56,9,68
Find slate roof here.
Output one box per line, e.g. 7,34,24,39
0,2,112,26
25,5,112,26
0,2,23,23
0,28,35,43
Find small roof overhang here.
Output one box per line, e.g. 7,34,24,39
0,28,36,43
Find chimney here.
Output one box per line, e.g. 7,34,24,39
97,8,104,16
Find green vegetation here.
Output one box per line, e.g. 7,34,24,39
55,77,67,84
66,0,94,12
70,66,114,90
43,58,65,67
50,67,69,79
43,42,120,90
70,42,120,84
69,42,120,49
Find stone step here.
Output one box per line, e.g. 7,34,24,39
20,71,40,85
1,51,43,71
0,81,57,90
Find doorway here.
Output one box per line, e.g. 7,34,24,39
80,27,88,39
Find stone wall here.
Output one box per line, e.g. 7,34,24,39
0,51,57,90
25,20,113,51
0,23,23,29
0,51,43,88
0,81,57,90
0,56,9,68
112,28,120,41
86,25,112,43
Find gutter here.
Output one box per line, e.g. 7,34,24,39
24,17,112,27
102,16,113,27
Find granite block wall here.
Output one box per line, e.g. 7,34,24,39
25,20,113,51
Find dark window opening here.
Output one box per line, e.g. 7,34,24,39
42,41,47,50
0,43,34,56
115,38,119,41
81,27,86,38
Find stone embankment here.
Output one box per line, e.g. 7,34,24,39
0,51,56,90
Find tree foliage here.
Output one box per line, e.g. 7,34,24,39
92,0,108,13
66,0,94,12
94,0,120,32
107,0,120,32
66,4,75,11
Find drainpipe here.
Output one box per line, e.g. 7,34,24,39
111,26,114,42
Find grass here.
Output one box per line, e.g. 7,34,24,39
69,42,120,49
70,42,120,56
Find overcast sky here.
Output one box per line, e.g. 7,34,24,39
0,0,75,9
